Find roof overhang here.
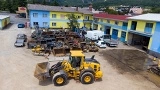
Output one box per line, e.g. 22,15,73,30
94,17,128,22
128,30,152,37
126,18,160,22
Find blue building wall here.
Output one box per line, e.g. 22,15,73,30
29,10,49,28
150,22,160,53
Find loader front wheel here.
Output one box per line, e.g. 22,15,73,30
80,72,94,84
53,74,67,86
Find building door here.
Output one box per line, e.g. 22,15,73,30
120,31,126,42
105,26,111,34
112,29,118,39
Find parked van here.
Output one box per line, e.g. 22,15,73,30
85,30,104,40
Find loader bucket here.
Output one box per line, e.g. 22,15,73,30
65,48,70,54
53,48,65,56
34,62,49,81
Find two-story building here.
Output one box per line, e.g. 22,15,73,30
93,13,160,56
126,13,160,56
93,13,130,42
27,4,93,30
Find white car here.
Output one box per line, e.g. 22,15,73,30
95,41,106,48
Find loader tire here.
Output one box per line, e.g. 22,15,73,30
53,74,67,86
80,72,94,84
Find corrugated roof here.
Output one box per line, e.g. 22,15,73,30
0,15,9,20
27,4,93,14
127,13,160,22
94,13,130,21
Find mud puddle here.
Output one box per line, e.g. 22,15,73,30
100,49,160,87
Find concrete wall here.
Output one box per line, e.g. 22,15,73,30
127,20,156,49
29,10,93,29
49,12,84,29
29,10,50,28
94,18,127,40
150,22,160,53
127,20,156,34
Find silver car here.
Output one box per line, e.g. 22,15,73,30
14,39,25,47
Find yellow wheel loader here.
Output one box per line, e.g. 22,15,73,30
34,50,103,86
32,45,51,56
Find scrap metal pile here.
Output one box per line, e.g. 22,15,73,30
27,27,99,56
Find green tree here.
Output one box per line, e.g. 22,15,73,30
66,13,79,31
12,0,19,12
1,0,7,11
31,0,35,4
151,7,160,13
65,5,69,7
42,0,46,5
51,0,60,6
0,0,1,10
104,7,118,15
6,0,13,12
18,0,27,7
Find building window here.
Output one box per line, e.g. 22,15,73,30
107,20,110,23
33,13,38,17
52,22,56,26
33,22,38,25
131,21,137,30
52,14,56,18
122,22,128,30
145,23,153,33
43,14,47,17
77,16,81,19
85,16,89,20
60,14,65,19
43,22,48,27
100,19,103,22
94,18,99,23
146,23,153,28
115,21,119,25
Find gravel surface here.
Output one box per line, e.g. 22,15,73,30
0,24,159,90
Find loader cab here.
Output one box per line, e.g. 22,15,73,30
69,50,85,69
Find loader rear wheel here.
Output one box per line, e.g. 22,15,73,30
80,72,94,84
53,74,67,86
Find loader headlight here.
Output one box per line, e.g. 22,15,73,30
51,71,54,74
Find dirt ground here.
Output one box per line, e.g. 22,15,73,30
0,24,160,90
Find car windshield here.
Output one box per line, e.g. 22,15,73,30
101,42,105,44
103,35,110,39
16,39,24,43
17,34,25,38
